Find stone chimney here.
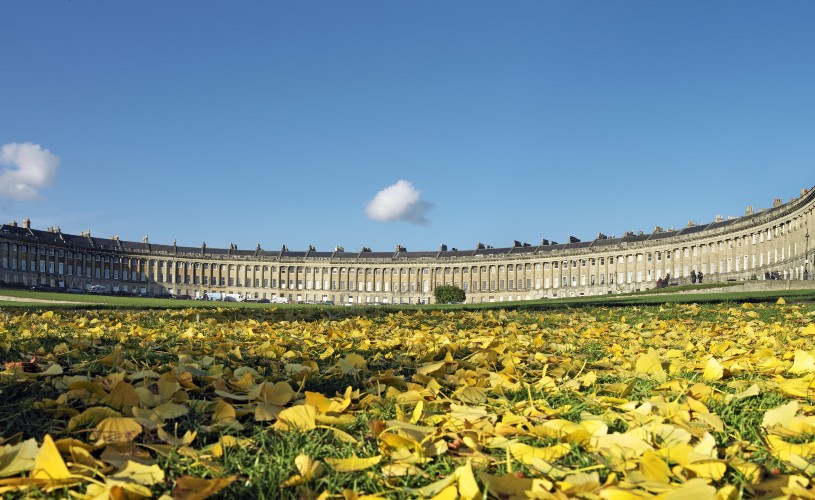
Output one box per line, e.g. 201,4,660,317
746,206,754,215
773,198,782,208
23,218,31,229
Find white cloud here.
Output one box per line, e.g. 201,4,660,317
0,142,60,201
365,180,432,225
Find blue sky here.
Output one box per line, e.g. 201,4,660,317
1,1,813,253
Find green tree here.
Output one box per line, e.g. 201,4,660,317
434,285,466,304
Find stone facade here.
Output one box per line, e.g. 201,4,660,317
2,186,814,304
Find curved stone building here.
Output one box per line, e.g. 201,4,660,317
2,186,813,303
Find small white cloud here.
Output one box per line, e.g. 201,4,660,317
365,180,432,225
0,142,60,201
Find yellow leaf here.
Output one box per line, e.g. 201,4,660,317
416,359,448,376
790,350,815,374
212,399,237,424
157,426,197,446
731,384,760,401
683,459,727,480
101,381,140,412
661,478,717,500
635,350,667,383
91,417,143,446
108,460,165,486
254,402,283,422
248,381,296,405
428,485,458,500
295,454,325,481
479,473,551,499
0,438,38,478
382,463,426,478
763,401,799,429
777,297,786,305
67,406,122,433
172,474,238,500
455,386,487,405
320,345,335,360
316,413,356,426
153,402,189,420
639,450,671,483
306,391,350,414
558,472,602,494
702,357,723,381
157,371,181,402
325,454,382,472
509,442,572,465
729,458,762,484
273,405,317,431
454,461,481,500
31,435,71,481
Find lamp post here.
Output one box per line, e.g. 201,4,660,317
805,228,810,280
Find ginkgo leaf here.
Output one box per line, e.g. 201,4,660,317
108,460,165,486
762,401,799,429
509,442,572,464
254,402,283,422
682,459,727,480
172,474,238,500
661,478,717,500
0,438,38,478
91,417,143,445
702,357,723,381
639,450,671,483
295,454,325,480
67,406,123,432
273,405,317,431
325,455,382,472
320,426,359,444
789,350,815,374
101,381,140,412
31,435,71,481
635,350,667,383
212,399,237,424
455,386,487,405
156,426,197,447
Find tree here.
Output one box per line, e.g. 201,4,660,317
434,285,466,304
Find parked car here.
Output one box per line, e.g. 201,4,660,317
88,285,109,294
65,287,84,294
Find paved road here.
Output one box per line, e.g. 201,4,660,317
0,294,84,304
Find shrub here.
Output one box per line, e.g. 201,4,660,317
434,285,466,304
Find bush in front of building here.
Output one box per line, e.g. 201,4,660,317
434,285,466,304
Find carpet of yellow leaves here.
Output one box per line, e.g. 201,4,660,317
1,302,815,498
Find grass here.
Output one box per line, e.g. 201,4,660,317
3,282,815,315
1,294,815,497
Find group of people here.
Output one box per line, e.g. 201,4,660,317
655,273,672,288
764,271,782,280
690,270,704,284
